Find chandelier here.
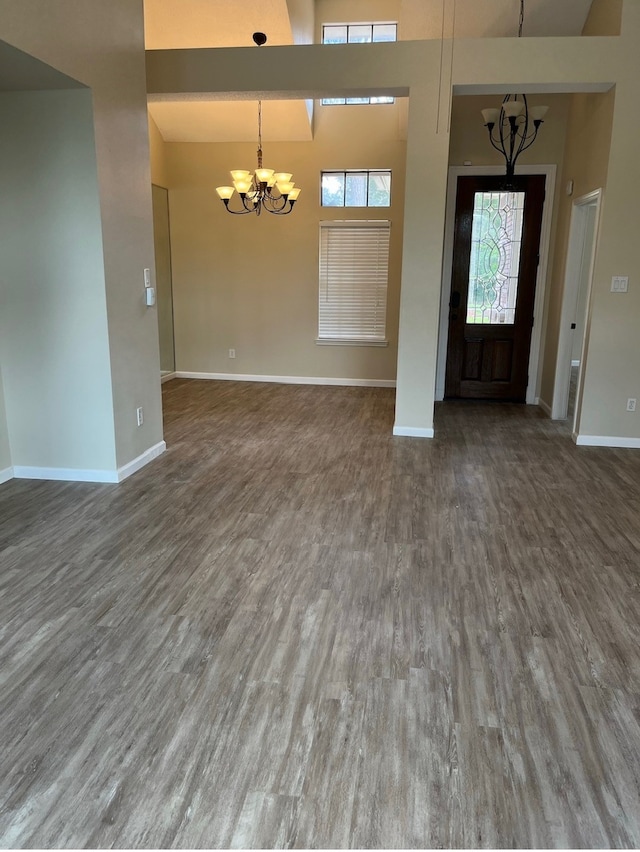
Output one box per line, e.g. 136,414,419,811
216,33,301,216
481,0,549,184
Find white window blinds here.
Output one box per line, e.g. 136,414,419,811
318,220,390,343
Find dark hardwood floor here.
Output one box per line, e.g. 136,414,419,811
1,379,640,848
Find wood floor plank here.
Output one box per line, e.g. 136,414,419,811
1,380,640,847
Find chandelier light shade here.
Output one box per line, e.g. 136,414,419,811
216,33,301,216
480,0,548,184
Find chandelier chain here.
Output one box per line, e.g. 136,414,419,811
257,100,263,168
519,0,525,37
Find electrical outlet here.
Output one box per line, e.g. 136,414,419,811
136,406,144,426
228,349,236,359
627,398,637,413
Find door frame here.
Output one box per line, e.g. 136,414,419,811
436,164,557,404
550,188,602,429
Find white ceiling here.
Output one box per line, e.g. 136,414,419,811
144,0,595,143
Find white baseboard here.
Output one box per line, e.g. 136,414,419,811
0,466,14,485
538,398,552,417
117,440,166,482
9,441,167,484
13,465,120,483
393,425,435,438
575,434,640,449
175,371,396,388
161,372,176,384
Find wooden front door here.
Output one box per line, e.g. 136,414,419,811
445,174,546,402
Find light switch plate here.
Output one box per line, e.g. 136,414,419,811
611,276,629,293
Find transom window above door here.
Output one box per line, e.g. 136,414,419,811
321,23,396,105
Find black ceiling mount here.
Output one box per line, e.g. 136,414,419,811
252,32,267,46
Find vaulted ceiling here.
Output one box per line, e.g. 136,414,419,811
144,0,594,143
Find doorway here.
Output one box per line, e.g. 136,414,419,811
151,184,176,378
436,165,556,404
551,189,601,429
444,174,546,401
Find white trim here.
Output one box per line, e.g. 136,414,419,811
436,164,557,404
0,466,13,484
575,435,640,449
393,425,434,438
538,398,552,417
175,371,396,388
9,441,166,484
117,440,166,482
315,338,389,347
453,83,614,97
161,372,176,384
13,466,120,483
551,189,602,426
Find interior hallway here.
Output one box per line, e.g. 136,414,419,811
1,380,640,847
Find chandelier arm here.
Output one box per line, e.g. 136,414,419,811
516,125,542,157
503,117,521,173
264,192,290,212
508,121,521,171
515,103,540,156
519,0,525,37
511,96,531,164
221,201,254,215
487,128,508,156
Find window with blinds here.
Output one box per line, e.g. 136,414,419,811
318,220,390,344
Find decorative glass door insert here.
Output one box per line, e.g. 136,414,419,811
445,174,546,401
467,190,525,324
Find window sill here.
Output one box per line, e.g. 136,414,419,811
316,338,388,347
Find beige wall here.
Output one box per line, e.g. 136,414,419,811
152,185,176,374
0,0,163,472
316,0,401,41
583,0,623,36
287,0,314,44
0,366,10,473
166,103,406,381
0,89,117,472
149,114,170,187
539,88,615,407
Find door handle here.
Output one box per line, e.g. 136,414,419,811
450,291,461,309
